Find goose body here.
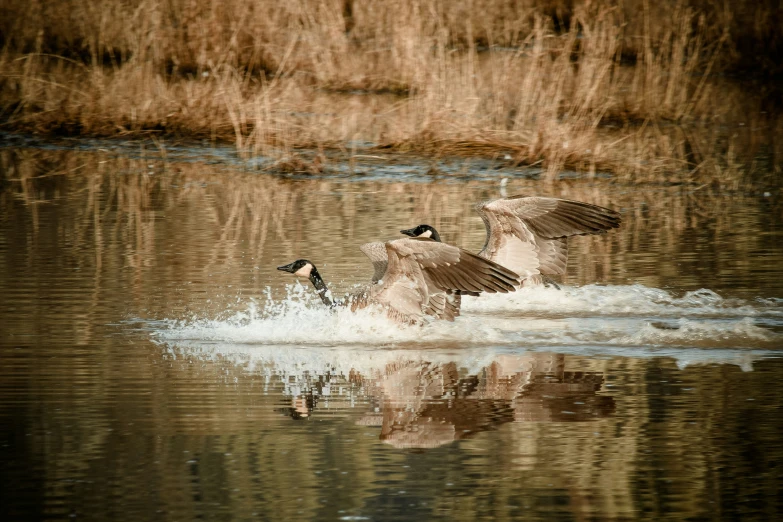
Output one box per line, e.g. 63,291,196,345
401,195,621,284
278,237,520,324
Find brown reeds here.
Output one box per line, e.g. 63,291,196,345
0,0,781,184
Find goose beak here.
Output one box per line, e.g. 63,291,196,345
277,262,297,273
400,227,417,237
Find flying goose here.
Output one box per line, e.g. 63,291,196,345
358,241,468,320
277,237,520,324
401,196,621,286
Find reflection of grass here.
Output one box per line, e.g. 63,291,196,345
4,147,779,303
0,1,781,183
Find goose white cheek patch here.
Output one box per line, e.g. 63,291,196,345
294,264,313,277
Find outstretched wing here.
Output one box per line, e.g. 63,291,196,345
486,196,622,238
475,204,541,278
365,241,431,323
535,237,569,276
476,196,621,277
360,241,463,321
359,242,389,283
420,272,463,321
363,238,520,323
387,238,520,294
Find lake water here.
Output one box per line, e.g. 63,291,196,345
1,136,782,521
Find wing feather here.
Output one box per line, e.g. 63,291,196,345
421,272,462,321
361,242,465,322
388,238,520,294
366,245,429,323
535,237,569,276
444,293,461,320
359,242,389,283
476,195,620,279
360,237,521,323
486,196,621,239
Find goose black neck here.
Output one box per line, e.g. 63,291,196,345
429,228,442,242
308,267,333,307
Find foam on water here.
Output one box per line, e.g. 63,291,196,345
155,283,511,347
154,283,782,346
164,341,504,378
461,284,782,318
162,341,771,375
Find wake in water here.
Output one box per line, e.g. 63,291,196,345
461,284,782,318
152,283,783,358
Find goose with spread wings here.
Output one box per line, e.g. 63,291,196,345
401,196,621,286
277,237,520,324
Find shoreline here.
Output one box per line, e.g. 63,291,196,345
2,0,782,186
3,130,780,196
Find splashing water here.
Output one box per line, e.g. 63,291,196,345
154,283,507,347
461,284,782,318
146,282,783,409
152,284,783,362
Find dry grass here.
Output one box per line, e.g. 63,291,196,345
0,0,781,184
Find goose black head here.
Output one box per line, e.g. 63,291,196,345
400,224,441,242
277,259,316,277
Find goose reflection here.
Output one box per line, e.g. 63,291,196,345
281,353,614,448
278,373,333,420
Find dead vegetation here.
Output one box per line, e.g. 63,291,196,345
0,0,781,184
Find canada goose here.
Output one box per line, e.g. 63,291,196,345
277,237,520,324
401,195,621,286
358,240,469,320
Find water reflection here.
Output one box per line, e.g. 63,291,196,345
368,354,614,448
273,353,614,448
2,140,783,521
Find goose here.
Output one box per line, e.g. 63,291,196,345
277,237,520,324
358,241,469,320
400,195,621,286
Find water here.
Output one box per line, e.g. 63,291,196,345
1,137,782,521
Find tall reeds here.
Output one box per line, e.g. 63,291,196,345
0,0,780,184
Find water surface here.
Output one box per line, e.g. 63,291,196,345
1,139,782,521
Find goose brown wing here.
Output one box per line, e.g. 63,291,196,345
361,241,458,321
443,293,461,320
475,203,542,278
535,237,568,276
364,275,426,323
421,272,462,321
386,237,520,295
366,241,431,323
476,196,620,277
481,196,621,239
359,242,389,283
